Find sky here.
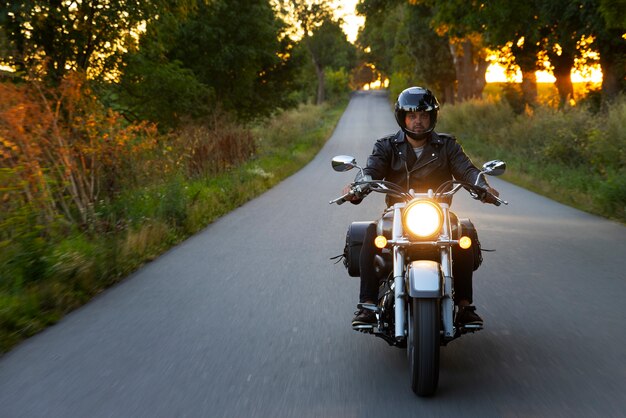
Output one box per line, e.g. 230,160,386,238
332,0,365,43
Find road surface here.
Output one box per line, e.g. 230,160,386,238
1,90,625,417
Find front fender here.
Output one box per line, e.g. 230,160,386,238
407,260,443,298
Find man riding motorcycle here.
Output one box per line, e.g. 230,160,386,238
343,86,500,328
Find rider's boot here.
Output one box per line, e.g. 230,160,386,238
455,305,483,330
352,302,377,328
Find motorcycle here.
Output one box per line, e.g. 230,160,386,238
330,155,507,396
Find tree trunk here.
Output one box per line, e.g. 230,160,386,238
443,85,455,105
512,42,540,107
449,40,470,101
474,58,489,99
600,57,620,102
521,70,538,106
551,51,575,106
314,60,325,105
596,29,626,104
450,39,488,101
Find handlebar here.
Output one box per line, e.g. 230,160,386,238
328,182,372,205
330,179,508,206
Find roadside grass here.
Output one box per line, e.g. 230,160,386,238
438,95,626,223
0,100,347,354
4,87,624,354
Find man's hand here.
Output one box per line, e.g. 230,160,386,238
342,183,360,201
483,186,500,205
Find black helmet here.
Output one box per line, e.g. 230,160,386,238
394,87,440,140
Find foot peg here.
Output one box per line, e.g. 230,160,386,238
460,323,483,332
352,324,375,333
357,303,380,313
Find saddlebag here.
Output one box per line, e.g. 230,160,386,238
343,221,375,277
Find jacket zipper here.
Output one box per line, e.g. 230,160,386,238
403,155,438,190
409,155,438,174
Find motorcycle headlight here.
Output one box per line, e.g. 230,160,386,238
403,200,443,239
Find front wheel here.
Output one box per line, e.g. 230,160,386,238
408,298,440,396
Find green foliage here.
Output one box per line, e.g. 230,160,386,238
170,0,294,117
392,3,455,99
356,0,403,76
388,71,413,102
0,0,195,83
0,100,348,353
307,17,357,71
438,95,626,222
357,1,456,100
280,0,357,104
500,83,527,114
598,0,626,29
357,0,624,105
115,0,294,126
114,57,213,129
157,177,189,229
324,68,351,102
0,204,51,289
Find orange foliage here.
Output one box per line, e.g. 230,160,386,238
0,73,158,227
171,110,256,178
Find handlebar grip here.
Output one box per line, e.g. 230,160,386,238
329,191,352,205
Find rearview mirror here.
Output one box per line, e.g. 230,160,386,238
482,160,506,176
331,155,358,172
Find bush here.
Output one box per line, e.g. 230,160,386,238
0,85,345,352
169,111,256,178
388,72,412,104
438,95,626,222
501,83,526,114
324,67,351,103
0,74,159,228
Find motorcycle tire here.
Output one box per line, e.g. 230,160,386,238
408,298,440,397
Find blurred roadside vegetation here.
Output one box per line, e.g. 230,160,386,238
356,0,624,223
0,0,355,353
1,0,624,354
439,83,625,223
0,74,347,352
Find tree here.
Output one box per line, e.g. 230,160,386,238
356,0,404,77
392,3,456,102
277,0,356,104
305,16,357,103
479,0,543,105
423,0,490,101
116,0,295,126
171,0,295,117
0,0,194,84
356,0,453,99
579,0,626,102
536,0,587,106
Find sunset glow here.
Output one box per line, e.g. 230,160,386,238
339,2,604,85
332,0,364,43
485,63,603,83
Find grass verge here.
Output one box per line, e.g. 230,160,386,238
438,96,625,223
0,100,347,354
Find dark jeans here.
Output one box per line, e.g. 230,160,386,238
359,223,473,304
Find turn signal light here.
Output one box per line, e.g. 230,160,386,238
459,236,472,249
374,235,387,249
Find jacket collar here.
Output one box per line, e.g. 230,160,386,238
392,130,443,146
393,130,441,170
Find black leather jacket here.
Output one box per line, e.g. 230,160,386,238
358,130,489,205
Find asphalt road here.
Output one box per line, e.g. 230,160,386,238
1,90,625,417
